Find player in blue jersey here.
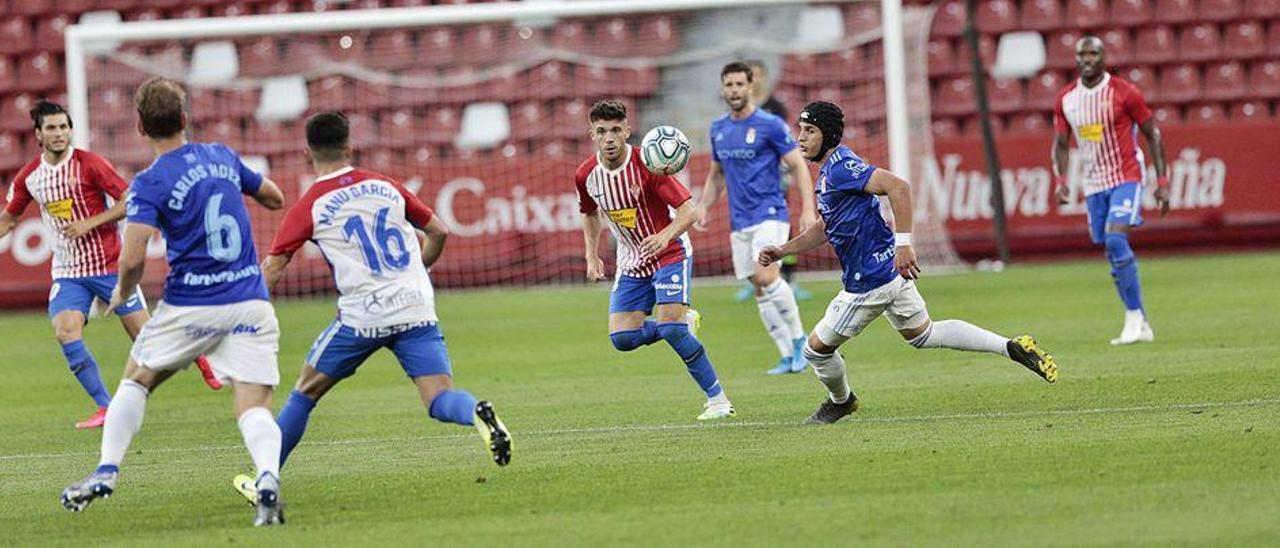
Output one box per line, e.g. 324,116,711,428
61,78,289,526
758,102,1059,424
697,61,816,375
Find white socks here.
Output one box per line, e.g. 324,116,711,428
757,278,806,356
801,344,851,404
238,406,282,483
908,320,1009,357
99,379,148,468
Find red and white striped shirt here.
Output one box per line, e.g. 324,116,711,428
1054,72,1153,196
4,148,128,279
575,146,692,278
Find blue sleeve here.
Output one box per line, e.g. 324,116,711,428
225,145,263,195
708,124,721,164
767,117,798,157
125,180,160,228
828,155,877,193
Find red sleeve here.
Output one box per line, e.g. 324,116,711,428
84,152,129,199
267,200,314,256
4,162,37,216
391,179,434,228
652,174,692,208
575,165,598,214
1053,89,1071,135
1123,82,1153,126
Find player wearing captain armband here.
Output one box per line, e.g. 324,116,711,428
60,78,288,526
229,111,510,506
758,102,1059,425
1052,36,1171,346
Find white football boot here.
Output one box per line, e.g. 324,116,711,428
1111,310,1155,346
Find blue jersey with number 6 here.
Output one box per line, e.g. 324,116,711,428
126,142,268,306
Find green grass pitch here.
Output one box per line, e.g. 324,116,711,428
1,252,1277,546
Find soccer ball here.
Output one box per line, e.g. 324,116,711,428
640,126,691,176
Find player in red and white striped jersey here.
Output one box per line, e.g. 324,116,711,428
575,100,733,421
0,100,219,429
1052,36,1171,346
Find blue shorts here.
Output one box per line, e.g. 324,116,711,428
306,320,453,381
609,258,692,314
48,274,145,319
1086,181,1145,244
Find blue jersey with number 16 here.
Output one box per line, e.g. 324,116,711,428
126,142,268,306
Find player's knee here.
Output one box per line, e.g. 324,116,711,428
52,313,84,343
1103,232,1133,266
609,330,645,352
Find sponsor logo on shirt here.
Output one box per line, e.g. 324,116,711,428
45,198,74,220
1078,124,1104,142
362,287,425,314
607,207,638,229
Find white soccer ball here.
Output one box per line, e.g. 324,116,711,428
640,125,691,176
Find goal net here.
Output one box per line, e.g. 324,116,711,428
68,0,959,295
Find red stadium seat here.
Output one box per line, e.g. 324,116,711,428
1065,0,1106,28
354,80,393,110
1223,21,1267,59
345,112,377,149
1108,0,1152,26
0,57,14,93
1271,22,1280,56
200,119,245,149
1008,112,1051,133
1197,0,1242,21
1159,64,1203,103
593,17,633,57
931,0,966,37
0,132,27,171
143,0,184,9
365,29,416,70
306,75,348,112
927,38,956,76
1019,0,1063,31
1045,31,1082,70
125,8,162,21
528,61,573,101
1230,100,1273,122
321,33,365,64
376,108,415,148
238,37,281,77
96,0,141,11
959,114,1007,136
635,16,678,56
1250,60,1280,97
844,2,881,35
1203,61,1247,101
1153,0,1198,23
509,101,548,140
1120,66,1160,102
168,5,206,19
420,28,456,65
1100,29,1134,66
1027,70,1069,110
11,0,51,16
34,13,70,53
282,38,326,73
217,88,259,119
255,0,292,15
1,93,35,131
782,53,819,86
956,33,996,68
986,78,1026,113
1177,23,1222,62
1133,25,1177,64
16,52,59,92
0,18,32,55
1246,0,1280,17
931,116,961,138
551,20,587,51
421,106,460,145
977,0,1019,34
211,3,249,18
87,87,132,125
933,77,976,116
551,99,587,138
460,24,507,65
1185,102,1227,124
1151,104,1183,126
244,121,297,156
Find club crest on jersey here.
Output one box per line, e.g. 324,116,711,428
628,179,642,198
745,127,757,144
46,198,74,220
607,207,638,229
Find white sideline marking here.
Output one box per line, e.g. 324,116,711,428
3,398,1276,462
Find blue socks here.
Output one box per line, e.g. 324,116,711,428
609,321,662,351
276,390,316,466
428,389,477,426
657,322,723,398
1104,232,1145,312
62,340,110,408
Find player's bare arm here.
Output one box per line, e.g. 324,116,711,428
782,148,818,230
865,169,920,280
419,215,449,268
261,252,294,293
759,216,827,266
581,212,606,281
641,200,698,257
105,223,157,315
0,211,17,239
61,195,127,240
1139,119,1171,217
1052,131,1072,205
694,162,724,231
252,178,285,210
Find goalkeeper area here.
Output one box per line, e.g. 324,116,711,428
2,253,1278,545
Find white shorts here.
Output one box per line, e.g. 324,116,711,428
130,299,281,386
814,276,929,346
730,220,791,279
